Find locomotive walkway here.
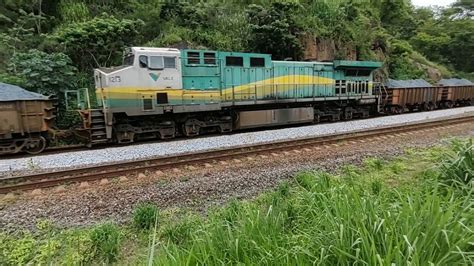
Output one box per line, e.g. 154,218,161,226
1,114,473,194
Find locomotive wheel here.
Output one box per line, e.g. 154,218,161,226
25,136,47,155
182,119,200,137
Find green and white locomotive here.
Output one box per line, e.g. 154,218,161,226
82,47,382,144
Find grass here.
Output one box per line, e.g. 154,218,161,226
439,139,473,188
132,202,160,231
0,138,473,265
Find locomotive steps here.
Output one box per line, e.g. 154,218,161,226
1,115,473,194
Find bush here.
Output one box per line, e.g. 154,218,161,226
132,203,159,231
89,223,121,263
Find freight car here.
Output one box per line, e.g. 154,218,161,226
0,83,55,155
80,47,383,145
381,79,473,114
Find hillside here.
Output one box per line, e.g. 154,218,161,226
0,1,472,94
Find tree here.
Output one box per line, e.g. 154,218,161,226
246,2,303,60
6,49,77,95
53,15,144,71
4,49,81,128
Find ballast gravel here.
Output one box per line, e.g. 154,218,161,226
0,107,473,175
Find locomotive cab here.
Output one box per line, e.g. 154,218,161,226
94,47,183,111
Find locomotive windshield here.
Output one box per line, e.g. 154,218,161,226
123,53,134,66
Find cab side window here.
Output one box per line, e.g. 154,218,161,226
149,56,164,70
139,55,148,68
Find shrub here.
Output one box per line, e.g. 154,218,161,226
89,223,121,263
132,203,159,231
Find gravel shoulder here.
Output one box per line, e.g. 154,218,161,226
1,107,474,176
0,121,472,232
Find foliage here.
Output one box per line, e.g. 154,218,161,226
147,141,473,265
387,40,425,79
2,49,79,128
159,214,200,246
89,222,121,263
6,49,76,95
439,139,473,189
132,202,159,231
246,2,304,60
53,15,144,70
410,4,474,73
58,0,91,23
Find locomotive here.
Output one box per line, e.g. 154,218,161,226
81,47,383,145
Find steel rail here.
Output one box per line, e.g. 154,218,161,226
1,115,473,194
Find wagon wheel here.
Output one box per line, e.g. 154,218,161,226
392,106,403,114
25,136,47,155
428,102,436,111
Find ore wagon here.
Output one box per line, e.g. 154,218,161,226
0,83,55,155
381,79,473,113
381,79,440,113
438,79,474,107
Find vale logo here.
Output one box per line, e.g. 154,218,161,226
149,72,161,82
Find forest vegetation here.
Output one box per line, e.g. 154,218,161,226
0,0,473,126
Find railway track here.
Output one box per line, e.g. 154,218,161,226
1,115,473,194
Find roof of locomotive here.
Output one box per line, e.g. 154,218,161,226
0,82,49,101
131,47,180,54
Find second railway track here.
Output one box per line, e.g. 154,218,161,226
1,115,473,194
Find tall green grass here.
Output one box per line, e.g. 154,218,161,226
439,139,473,188
147,140,474,265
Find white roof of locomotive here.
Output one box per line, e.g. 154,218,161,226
131,47,180,53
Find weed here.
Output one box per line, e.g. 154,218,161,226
363,157,385,170
133,202,159,231
277,181,290,198
2,232,36,265
89,223,121,263
215,199,241,225
160,215,200,246
295,172,315,190
439,139,473,189
26,158,39,170
179,176,189,182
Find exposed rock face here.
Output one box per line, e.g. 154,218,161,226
301,34,356,61
425,66,442,82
